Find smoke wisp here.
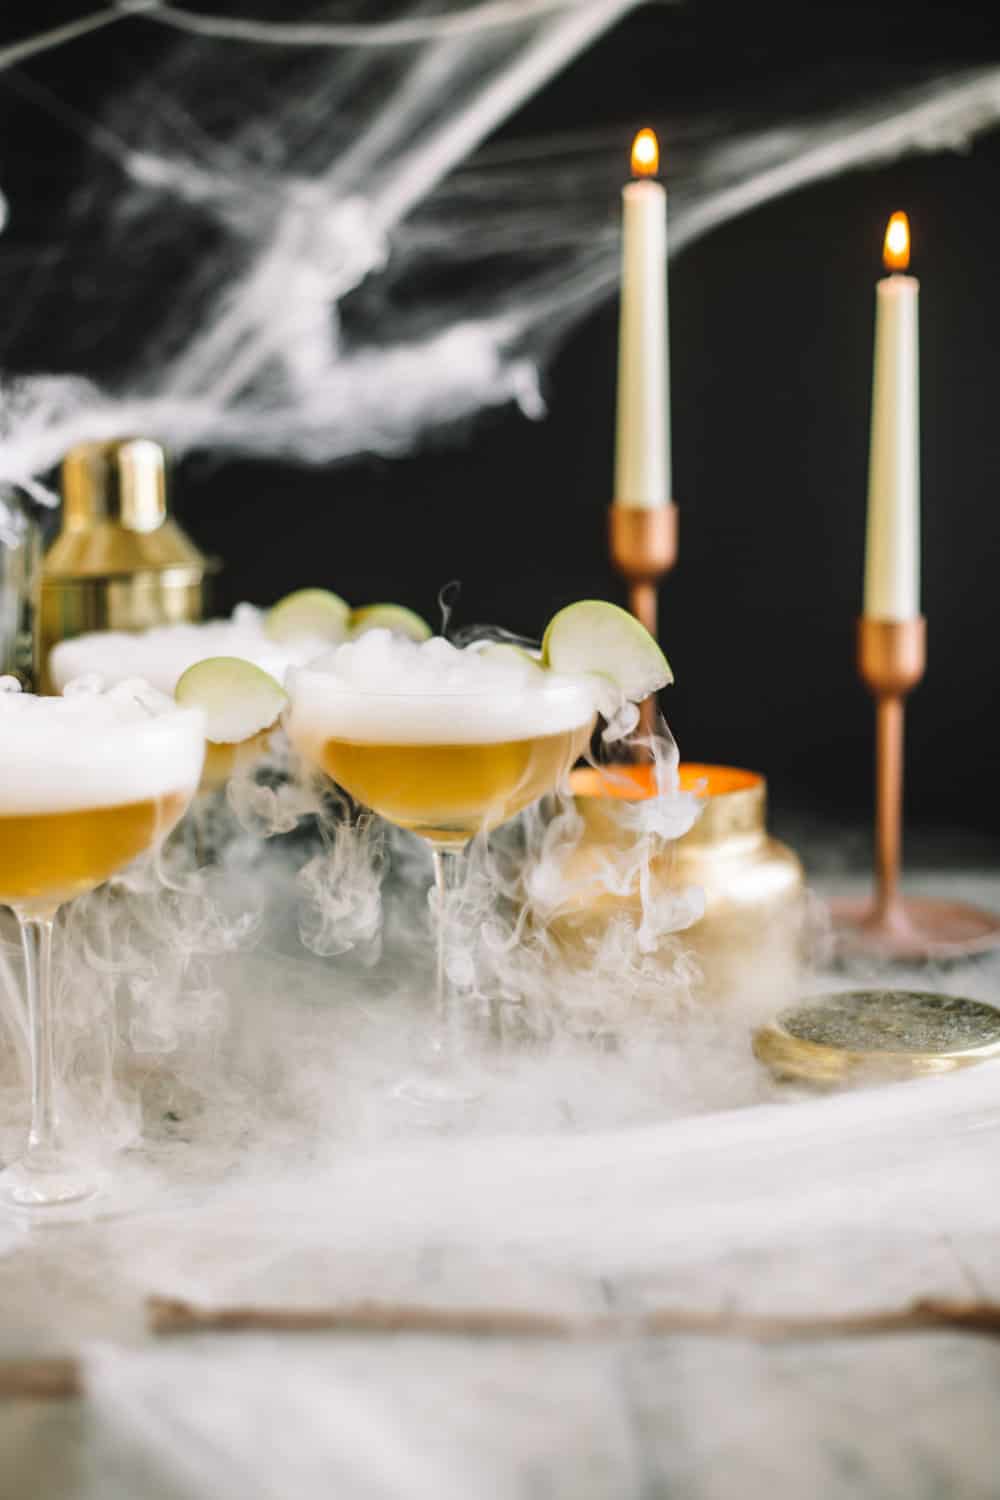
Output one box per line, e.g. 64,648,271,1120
1,7,999,492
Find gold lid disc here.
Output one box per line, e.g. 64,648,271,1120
754,990,1000,1084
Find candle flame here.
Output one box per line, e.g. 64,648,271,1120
631,128,659,178
883,211,910,271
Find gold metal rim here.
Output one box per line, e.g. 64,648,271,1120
568,763,769,848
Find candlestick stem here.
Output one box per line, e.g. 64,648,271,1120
627,580,658,638
830,616,1000,959
873,691,904,921
858,617,924,944
608,504,677,750
627,580,660,741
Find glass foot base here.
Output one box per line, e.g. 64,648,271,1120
391,1070,482,1124
394,1074,481,1106
0,1150,100,1211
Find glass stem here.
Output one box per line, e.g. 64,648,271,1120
18,911,60,1159
431,846,461,1055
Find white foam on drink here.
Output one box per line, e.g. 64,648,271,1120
0,681,206,813
287,631,597,747
48,604,326,696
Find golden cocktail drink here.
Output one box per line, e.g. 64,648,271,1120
287,636,596,1090
318,725,592,847
0,685,204,1208
288,664,596,852
0,793,191,911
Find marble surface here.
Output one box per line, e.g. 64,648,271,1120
2,858,1000,1500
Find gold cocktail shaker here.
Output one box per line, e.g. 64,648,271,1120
0,484,41,689
39,439,215,688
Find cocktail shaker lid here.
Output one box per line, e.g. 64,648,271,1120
43,438,213,580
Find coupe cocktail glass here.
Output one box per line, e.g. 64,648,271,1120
286,650,595,1072
0,686,204,1207
48,607,317,791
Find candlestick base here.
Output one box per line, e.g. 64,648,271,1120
829,895,1000,963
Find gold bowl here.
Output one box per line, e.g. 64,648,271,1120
552,762,805,1003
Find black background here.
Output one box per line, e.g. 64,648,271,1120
3,2,1000,834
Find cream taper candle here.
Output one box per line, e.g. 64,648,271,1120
614,128,671,509
863,211,920,620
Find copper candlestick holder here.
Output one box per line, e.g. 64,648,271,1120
831,616,1000,960
608,502,677,740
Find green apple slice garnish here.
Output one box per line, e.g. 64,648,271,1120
541,600,673,700
175,657,289,744
265,589,350,644
476,642,543,671
350,604,432,641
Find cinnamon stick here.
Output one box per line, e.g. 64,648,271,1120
5,1296,1000,1404
147,1294,1000,1344
0,1358,81,1400
639,1298,1000,1341
147,1295,576,1339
